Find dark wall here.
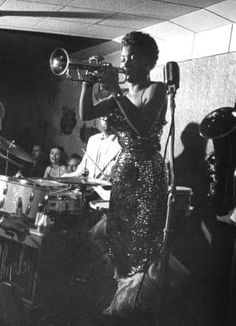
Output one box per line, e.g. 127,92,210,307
0,30,105,170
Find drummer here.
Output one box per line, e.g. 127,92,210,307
62,117,121,182
44,145,67,179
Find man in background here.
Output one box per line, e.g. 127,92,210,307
27,144,48,178
67,153,82,173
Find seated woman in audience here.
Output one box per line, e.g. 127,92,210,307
44,145,67,179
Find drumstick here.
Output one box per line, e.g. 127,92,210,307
95,149,121,179
81,148,110,181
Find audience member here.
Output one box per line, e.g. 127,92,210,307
44,145,67,179
27,144,48,178
67,153,82,173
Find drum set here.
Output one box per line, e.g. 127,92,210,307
0,136,112,231
0,135,194,232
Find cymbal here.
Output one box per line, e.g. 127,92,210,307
0,152,23,168
57,176,112,187
0,135,33,162
27,178,67,188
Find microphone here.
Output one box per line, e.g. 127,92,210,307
163,61,180,93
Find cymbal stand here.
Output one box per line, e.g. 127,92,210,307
157,83,178,324
5,140,15,176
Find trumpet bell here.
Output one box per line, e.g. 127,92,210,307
50,48,69,76
49,47,127,83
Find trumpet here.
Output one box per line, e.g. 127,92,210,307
49,48,126,83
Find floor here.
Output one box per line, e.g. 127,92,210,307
1,210,233,326
29,221,232,326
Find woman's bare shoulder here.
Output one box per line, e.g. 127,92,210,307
150,81,166,91
146,81,166,100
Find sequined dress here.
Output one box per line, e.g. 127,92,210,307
106,107,168,278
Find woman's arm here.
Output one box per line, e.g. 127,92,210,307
79,83,115,121
44,166,50,178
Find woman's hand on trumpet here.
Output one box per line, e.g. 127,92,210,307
99,66,123,97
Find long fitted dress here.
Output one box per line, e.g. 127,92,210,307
106,105,168,279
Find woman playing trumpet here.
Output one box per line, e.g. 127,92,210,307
79,31,168,323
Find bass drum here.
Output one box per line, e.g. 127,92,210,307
0,175,48,220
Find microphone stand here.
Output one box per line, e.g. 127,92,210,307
157,84,177,325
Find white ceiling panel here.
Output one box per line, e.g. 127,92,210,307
172,8,231,32
192,24,232,58
0,15,43,28
207,0,236,22
155,0,225,8
0,0,234,52
59,6,113,24
98,13,161,29
143,21,194,40
34,17,89,35
123,1,198,20
230,23,236,51
23,0,71,4
77,24,131,39
0,0,61,11
70,0,144,12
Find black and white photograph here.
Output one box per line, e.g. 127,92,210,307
0,1,235,325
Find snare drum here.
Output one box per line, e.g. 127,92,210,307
45,194,82,213
0,175,48,219
171,186,193,217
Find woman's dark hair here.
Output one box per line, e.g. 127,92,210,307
121,31,159,70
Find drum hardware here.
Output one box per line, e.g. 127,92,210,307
0,135,33,163
0,152,23,169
